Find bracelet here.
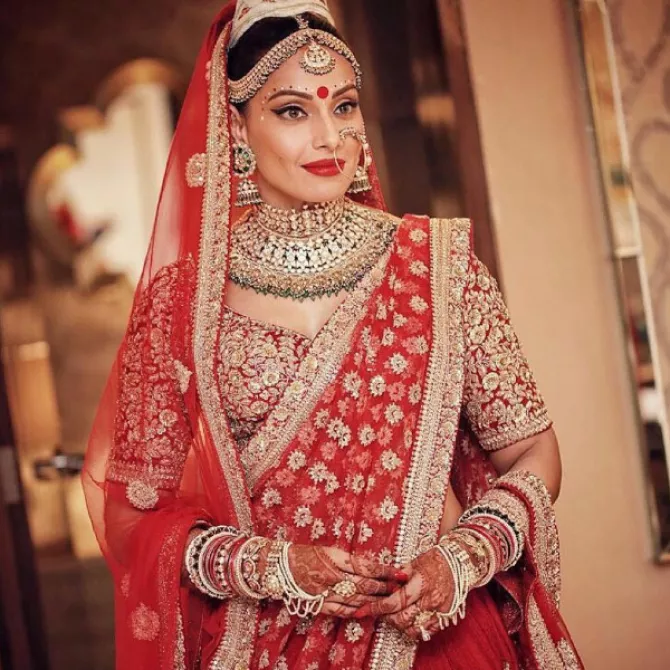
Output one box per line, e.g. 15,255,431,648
446,527,497,588
259,541,328,618
433,539,474,629
230,537,267,601
184,525,243,599
460,490,528,570
278,542,328,618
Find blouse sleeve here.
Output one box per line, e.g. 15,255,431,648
461,253,552,451
106,263,193,509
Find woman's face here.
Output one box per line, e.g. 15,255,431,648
231,47,365,209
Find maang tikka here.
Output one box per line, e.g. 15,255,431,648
233,143,263,207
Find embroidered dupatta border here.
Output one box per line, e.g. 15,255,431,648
368,218,471,670
195,24,259,670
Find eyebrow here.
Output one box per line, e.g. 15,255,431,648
333,83,357,98
266,83,358,103
266,89,312,102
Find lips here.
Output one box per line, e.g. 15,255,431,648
301,158,345,177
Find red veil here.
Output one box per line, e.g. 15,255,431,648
84,4,388,668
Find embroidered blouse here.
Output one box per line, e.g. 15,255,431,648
217,306,310,450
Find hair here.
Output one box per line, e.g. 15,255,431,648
227,13,349,108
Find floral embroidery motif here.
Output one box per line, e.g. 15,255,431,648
126,480,159,511
185,152,207,188
217,307,309,451
345,621,364,643
174,360,192,394
108,262,194,492
462,257,552,450
130,603,160,641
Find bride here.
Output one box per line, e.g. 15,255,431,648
84,2,583,668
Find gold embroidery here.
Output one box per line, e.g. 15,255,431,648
370,218,471,670
527,597,565,669
130,603,160,641
499,470,561,607
174,610,186,670
218,308,309,451
245,245,392,492
463,257,552,450
174,360,192,395
108,263,193,491
557,638,581,670
126,480,159,511
186,153,207,188
196,26,258,670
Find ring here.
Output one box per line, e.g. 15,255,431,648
332,579,357,598
413,610,436,642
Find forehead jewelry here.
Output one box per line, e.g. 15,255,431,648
297,16,336,77
229,17,362,104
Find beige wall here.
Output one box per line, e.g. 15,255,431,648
461,1,670,668
608,0,670,459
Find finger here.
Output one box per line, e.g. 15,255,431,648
385,603,422,633
321,602,358,618
350,575,397,597
353,580,419,619
328,593,380,608
348,554,409,582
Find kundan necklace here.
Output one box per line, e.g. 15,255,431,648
229,198,397,301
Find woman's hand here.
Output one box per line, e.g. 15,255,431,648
285,544,408,618
352,547,456,639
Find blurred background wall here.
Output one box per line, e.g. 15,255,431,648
608,0,670,468
0,0,222,172
461,1,670,668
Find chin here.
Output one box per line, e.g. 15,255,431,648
294,178,350,204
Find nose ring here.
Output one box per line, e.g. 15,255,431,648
334,127,371,175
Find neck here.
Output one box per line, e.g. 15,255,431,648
255,197,346,238
256,181,305,211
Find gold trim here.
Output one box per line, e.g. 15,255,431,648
527,596,565,669
97,58,185,110
194,25,258,670
498,471,562,607
369,218,472,670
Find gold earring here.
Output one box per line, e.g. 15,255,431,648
233,143,262,206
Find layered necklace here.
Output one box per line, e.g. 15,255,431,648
229,198,397,301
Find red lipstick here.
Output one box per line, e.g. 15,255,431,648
301,159,345,177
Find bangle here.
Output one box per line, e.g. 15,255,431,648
185,525,243,599
433,539,473,628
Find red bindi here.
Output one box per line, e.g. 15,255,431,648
317,86,329,99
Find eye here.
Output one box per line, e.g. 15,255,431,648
273,105,307,120
335,100,359,116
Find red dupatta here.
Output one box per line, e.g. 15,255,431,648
84,4,583,669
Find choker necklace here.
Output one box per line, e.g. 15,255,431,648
255,198,345,238
229,199,397,301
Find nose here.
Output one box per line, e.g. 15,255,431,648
314,110,342,153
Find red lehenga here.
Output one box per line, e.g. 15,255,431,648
83,4,583,669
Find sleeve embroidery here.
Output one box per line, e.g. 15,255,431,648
462,254,552,450
107,263,193,502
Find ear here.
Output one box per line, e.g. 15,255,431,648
229,105,249,145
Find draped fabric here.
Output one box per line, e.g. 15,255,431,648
83,4,583,669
